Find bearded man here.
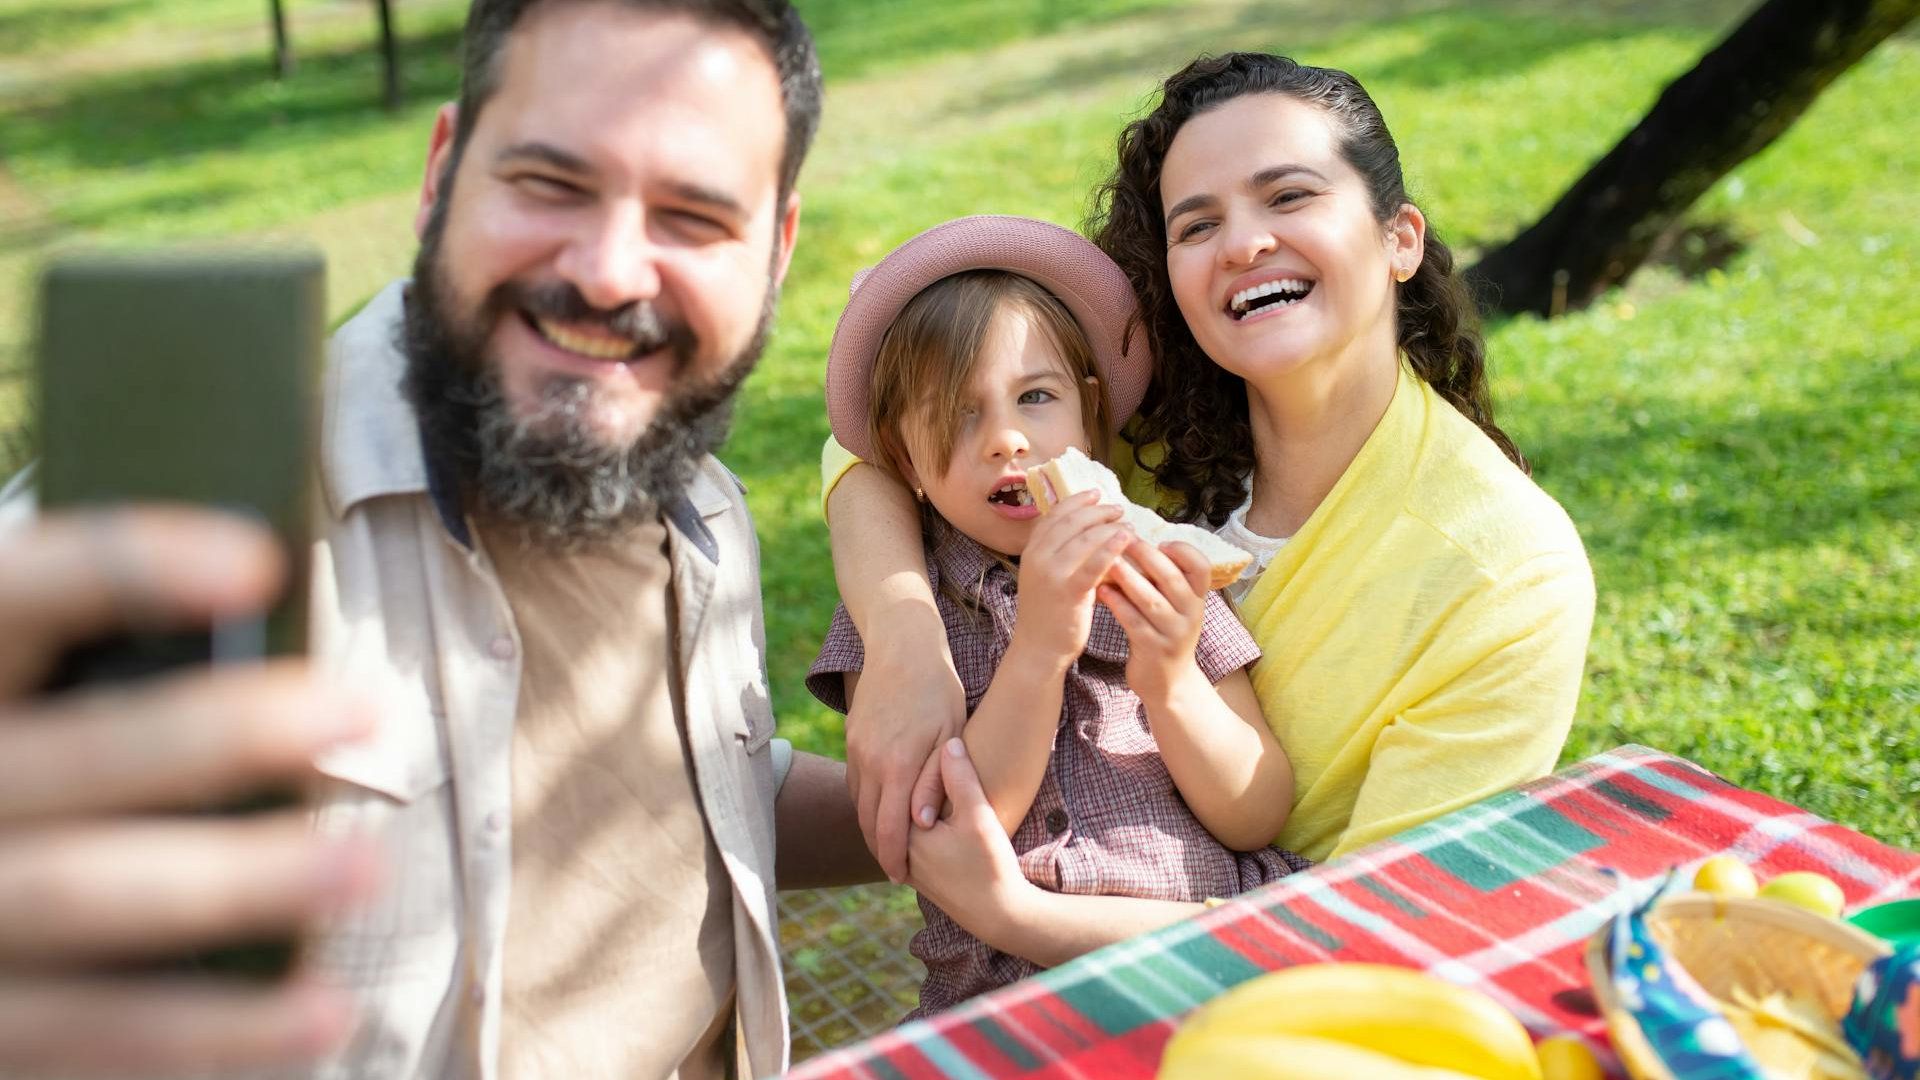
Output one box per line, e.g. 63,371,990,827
0,1,872,1077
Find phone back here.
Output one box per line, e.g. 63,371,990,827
38,248,325,667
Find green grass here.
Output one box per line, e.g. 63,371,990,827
1,0,1913,850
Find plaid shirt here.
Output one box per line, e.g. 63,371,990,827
808,530,1309,1017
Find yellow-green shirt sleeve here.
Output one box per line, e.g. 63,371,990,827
1325,546,1597,859
819,434,862,523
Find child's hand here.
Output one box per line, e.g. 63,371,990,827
1010,490,1129,666
1099,538,1211,704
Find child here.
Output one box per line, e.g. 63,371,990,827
807,216,1307,1017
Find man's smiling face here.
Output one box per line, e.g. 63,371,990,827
402,1,800,538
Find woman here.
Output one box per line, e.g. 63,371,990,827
825,53,1595,954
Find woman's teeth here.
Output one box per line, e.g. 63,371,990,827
1230,278,1314,318
534,316,637,360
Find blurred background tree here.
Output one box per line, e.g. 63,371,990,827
1469,0,1919,315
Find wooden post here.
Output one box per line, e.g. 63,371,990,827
377,0,402,111
268,0,293,79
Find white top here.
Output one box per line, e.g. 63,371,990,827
1217,493,1291,604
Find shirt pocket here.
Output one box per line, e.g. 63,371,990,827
308,701,460,980
312,695,450,804
736,675,775,753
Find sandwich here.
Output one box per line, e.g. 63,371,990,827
1025,448,1252,590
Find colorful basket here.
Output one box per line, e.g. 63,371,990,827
1584,894,1893,1079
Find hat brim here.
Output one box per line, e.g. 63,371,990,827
824,215,1149,463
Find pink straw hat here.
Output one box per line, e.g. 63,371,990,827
824,215,1150,461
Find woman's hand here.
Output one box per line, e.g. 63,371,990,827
1099,538,1212,705
844,638,966,882
1011,491,1129,666
0,508,377,1076
829,460,969,882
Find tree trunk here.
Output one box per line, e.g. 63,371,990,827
1466,0,1919,318
267,0,293,79
376,0,402,111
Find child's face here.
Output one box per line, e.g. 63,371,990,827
906,305,1091,557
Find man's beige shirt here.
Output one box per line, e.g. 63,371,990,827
298,282,790,1079
481,512,735,1080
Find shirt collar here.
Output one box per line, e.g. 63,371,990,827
925,527,1129,665
320,281,431,518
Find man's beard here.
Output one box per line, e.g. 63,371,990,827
400,215,776,549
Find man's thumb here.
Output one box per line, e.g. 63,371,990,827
937,738,987,812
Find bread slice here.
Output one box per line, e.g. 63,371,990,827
1025,448,1252,590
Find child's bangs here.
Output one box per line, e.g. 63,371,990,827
867,269,1113,476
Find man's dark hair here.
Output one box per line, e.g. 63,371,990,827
451,0,822,203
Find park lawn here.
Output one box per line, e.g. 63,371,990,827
0,0,1912,849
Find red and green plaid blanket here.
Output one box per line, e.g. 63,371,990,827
784,745,1920,1079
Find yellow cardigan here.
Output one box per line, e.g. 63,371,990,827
819,364,1594,861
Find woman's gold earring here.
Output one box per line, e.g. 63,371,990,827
914,487,926,503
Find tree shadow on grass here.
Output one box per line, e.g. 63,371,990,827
0,0,159,59
942,0,1744,126
1518,352,1918,588
0,179,259,256
797,0,1187,82
5,21,462,175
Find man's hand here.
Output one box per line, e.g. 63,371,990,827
0,508,377,1076
905,739,1037,949
843,641,965,883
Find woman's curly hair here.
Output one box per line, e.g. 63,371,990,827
1087,52,1524,527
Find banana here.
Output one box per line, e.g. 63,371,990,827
1170,964,1544,1080
1159,1032,1494,1080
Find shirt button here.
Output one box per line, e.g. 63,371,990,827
1045,808,1069,836
489,636,515,660
485,810,506,831
470,984,485,1006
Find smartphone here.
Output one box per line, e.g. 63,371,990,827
36,247,326,979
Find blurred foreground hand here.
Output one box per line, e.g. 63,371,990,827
0,508,376,1076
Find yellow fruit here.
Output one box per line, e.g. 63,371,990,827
1758,871,1847,918
1693,854,1760,898
1534,1034,1605,1080
1159,1032,1489,1080
1172,963,1544,1080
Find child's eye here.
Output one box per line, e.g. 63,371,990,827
1018,389,1056,406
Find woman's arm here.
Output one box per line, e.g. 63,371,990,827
1331,549,1595,859
908,739,1205,969
827,454,966,883
1102,541,1292,850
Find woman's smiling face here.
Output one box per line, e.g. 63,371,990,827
1160,93,1421,387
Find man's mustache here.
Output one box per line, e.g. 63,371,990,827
492,279,697,361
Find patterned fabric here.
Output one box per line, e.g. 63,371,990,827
783,746,1920,1080
1847,945,1920,1080
808,529,1305,1017
1606,879,1766,1078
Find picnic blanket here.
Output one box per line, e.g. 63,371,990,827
784,745,1920,1079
